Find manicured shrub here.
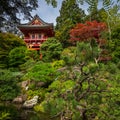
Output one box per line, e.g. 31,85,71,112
41,37,63,62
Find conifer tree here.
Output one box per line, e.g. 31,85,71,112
55,0,86,48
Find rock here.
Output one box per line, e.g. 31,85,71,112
21,80,29,88
13,95,27,104
23,96,39,109
22,94,27,101
25,86,29,90
36,81,45,87
13,96,23,104
57,67,67,72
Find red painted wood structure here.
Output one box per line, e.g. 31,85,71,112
18,15,54,50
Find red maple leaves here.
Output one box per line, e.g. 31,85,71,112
70,21,107,42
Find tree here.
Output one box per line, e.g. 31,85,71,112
22,61,57,85
0,1,38,31
109,27,120,63
9,46,40,68
85,8,108,22
0,69,21,101
8,46,27,67
41,37,63,62
60,46,76,65
70,21,107,42
55,0,86,47
0,33,25,68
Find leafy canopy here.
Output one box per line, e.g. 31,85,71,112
70,21,107,42
0,33,25,68
41,37,63,62
0,69,21,100
9,46,39,68
22,61,57,83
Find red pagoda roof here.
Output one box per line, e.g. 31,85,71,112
18,14,54,36
18,14,54,30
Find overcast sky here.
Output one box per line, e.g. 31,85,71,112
20,0,89,25
29,0,62,25
21,0,112,25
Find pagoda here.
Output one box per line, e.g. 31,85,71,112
18,15,54,50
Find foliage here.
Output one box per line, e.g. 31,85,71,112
0,111,10,120
45,0,57,7
0,0,38,32
0,33,25,68
22,61,57,84
78,0,116,11
55,20,75,47
110,27,120,63
0,69,20,101
9,46,27,67
19,59,36,72
85,8,108,22
41,37,63,62
51,60,65,69
49,80,75,94
33,60,120,119
70,21,107,42
9,46,39,68
44,98,66,116
70,21,109,63
0,104,19,120
75,42,92,63
34,79,75,117
25,49,39,61
55,0,86,47
27,89,47,100
60,47,76,65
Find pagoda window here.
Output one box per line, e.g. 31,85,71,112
38,34,42,39
31,34,35,39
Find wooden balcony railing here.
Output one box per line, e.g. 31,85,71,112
24,38,47,42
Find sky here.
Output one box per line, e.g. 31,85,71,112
22,0,89,25
28,0,63,25
21,0,117,25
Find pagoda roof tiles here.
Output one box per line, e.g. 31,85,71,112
18,14,54,29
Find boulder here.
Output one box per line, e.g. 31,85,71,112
23,96,39,109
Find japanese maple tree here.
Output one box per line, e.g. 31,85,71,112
70,20,107,43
